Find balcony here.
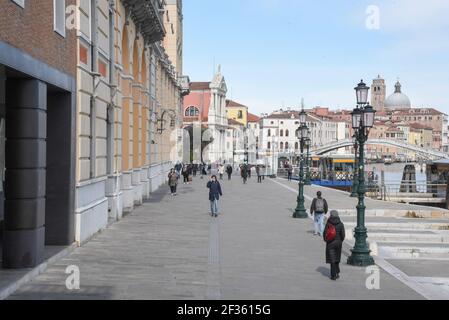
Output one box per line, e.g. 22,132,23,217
123,0,166,44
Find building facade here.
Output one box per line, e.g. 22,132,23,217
0,0,77,268
183,68,228,164
371,75,386,112
0,0,188,269
75,0,187,244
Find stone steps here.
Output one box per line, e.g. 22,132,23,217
345,222,449,231
344,221,449,259
376,242,449,259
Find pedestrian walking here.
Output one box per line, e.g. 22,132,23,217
310,191,328,236
324,210,346,280
207,175,223,218
256,165,262,183
247,165,252,179
193,164,198,177
241,164,248,184
168,169,179,196
287,165,293,181
182,165,189,184
218,164,225,180
226,164,233,180
175,162,182,177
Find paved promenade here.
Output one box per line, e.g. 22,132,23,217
7,175,427,300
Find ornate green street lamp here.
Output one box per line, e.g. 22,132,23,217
293,107,309,219
350,134,359,197
348,80,376,267
305,131,312,186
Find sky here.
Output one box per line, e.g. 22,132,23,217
183,0,449,116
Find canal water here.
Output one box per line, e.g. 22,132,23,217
365,162,428,193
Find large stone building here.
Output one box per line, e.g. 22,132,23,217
0,0,188,269
183,67,228,164
0,0,77,268
259,108,346,172
75,0,189,244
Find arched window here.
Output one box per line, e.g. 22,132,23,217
286,130,289,137
185,106,200,117
280,142,284,150
295,142,299,150
280,130,284,137
285,142,289,150
267,142,271,149
268,129,271,137
238,110,243,119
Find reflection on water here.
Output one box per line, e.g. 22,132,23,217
365,163,427,184
365,162,428,194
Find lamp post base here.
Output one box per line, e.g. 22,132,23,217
293,207,308,219
347,250,375,267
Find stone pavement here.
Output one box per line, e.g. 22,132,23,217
7,175,425,300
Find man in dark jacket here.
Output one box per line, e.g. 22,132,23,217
324,210,346,280
310,191,328,236
241,164,248,184
226,165,233,180
207,175,223,218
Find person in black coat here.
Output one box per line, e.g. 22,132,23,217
207,175,223,218
226,165,233,180
324,210,346,280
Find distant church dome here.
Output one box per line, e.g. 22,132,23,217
385,81,411,110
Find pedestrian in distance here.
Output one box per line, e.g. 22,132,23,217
226,164,233,180
287,164,293,181
310,191,328,236
207,175,223,218
168,169,179,196
175,162,183,177
218,164,225,180
247,165,252,179
240,164,248,184
256,165,262,183
182,165,189,184
324,210,346,281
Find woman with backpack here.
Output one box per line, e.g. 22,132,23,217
323,210,346,281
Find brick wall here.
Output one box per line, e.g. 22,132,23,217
0,0,76,77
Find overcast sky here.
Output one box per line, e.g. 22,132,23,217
183,0,449,116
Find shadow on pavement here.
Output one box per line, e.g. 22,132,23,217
316,266,330,278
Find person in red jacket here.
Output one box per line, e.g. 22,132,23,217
324,210,346,281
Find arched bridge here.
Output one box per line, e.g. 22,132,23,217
311,139,449,160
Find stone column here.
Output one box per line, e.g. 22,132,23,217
3,79,47,268
0,67,5,225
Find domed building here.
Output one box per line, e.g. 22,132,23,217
385,81,411,110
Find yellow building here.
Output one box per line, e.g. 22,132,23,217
409,123,433,149
226,99,248,126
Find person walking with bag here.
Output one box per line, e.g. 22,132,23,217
310,191,328,236
168,169,179,196
324,210,346,280
207,175,223,218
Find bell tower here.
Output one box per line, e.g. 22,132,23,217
371,75,386,111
